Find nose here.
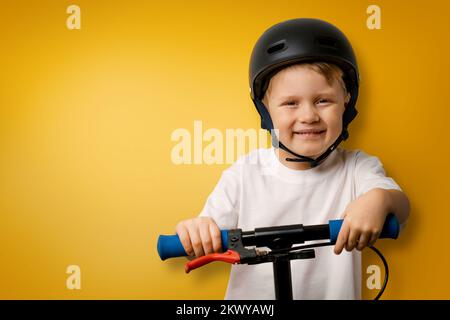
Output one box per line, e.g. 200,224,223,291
296,102,320,123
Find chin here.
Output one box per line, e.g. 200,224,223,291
289,142,327,158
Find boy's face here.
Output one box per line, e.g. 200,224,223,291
264,65,350,159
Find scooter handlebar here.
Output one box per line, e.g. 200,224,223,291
157,230,229,260
328,213,399,244
157,214,399,260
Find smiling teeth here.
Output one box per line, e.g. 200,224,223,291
297,131,323,134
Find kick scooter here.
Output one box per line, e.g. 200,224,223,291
157,213,399,300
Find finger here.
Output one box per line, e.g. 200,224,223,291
368,231,381,247
334,221,349,255
346,229,360,252
199,223,214,255
357,232,370,251
187,226,204,257
176,224,194,257
209,223,223,253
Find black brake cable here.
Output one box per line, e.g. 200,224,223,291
368,245,389,300
269,242,389,300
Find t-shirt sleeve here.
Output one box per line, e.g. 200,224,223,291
198,167,240,230
353,150,408,232
354,150,402,199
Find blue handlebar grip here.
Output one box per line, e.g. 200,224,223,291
157,230,229,260
328,213,400,244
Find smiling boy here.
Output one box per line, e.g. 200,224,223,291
175,18,410,299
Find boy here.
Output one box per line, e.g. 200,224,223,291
175,18,410,299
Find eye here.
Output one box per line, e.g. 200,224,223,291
317,98,332,105
283,101,297,107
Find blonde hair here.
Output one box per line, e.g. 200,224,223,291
262,62,349,106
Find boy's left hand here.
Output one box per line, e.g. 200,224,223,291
334,188,389,255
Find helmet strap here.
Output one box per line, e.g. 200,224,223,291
279,129,349,168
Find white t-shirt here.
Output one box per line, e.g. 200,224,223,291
199,147,403,300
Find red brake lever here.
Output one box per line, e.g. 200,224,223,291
185,250,241,273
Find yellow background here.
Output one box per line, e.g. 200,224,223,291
0,0,448,299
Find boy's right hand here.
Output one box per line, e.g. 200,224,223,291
175,217,223,258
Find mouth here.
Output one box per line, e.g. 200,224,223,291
293,129,326,140
293,129,326,135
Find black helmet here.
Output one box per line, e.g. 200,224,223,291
248,18,360,168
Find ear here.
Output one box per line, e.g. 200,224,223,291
344,93,351,106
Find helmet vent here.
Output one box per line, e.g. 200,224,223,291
267,41,286,54
316,36,338,48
